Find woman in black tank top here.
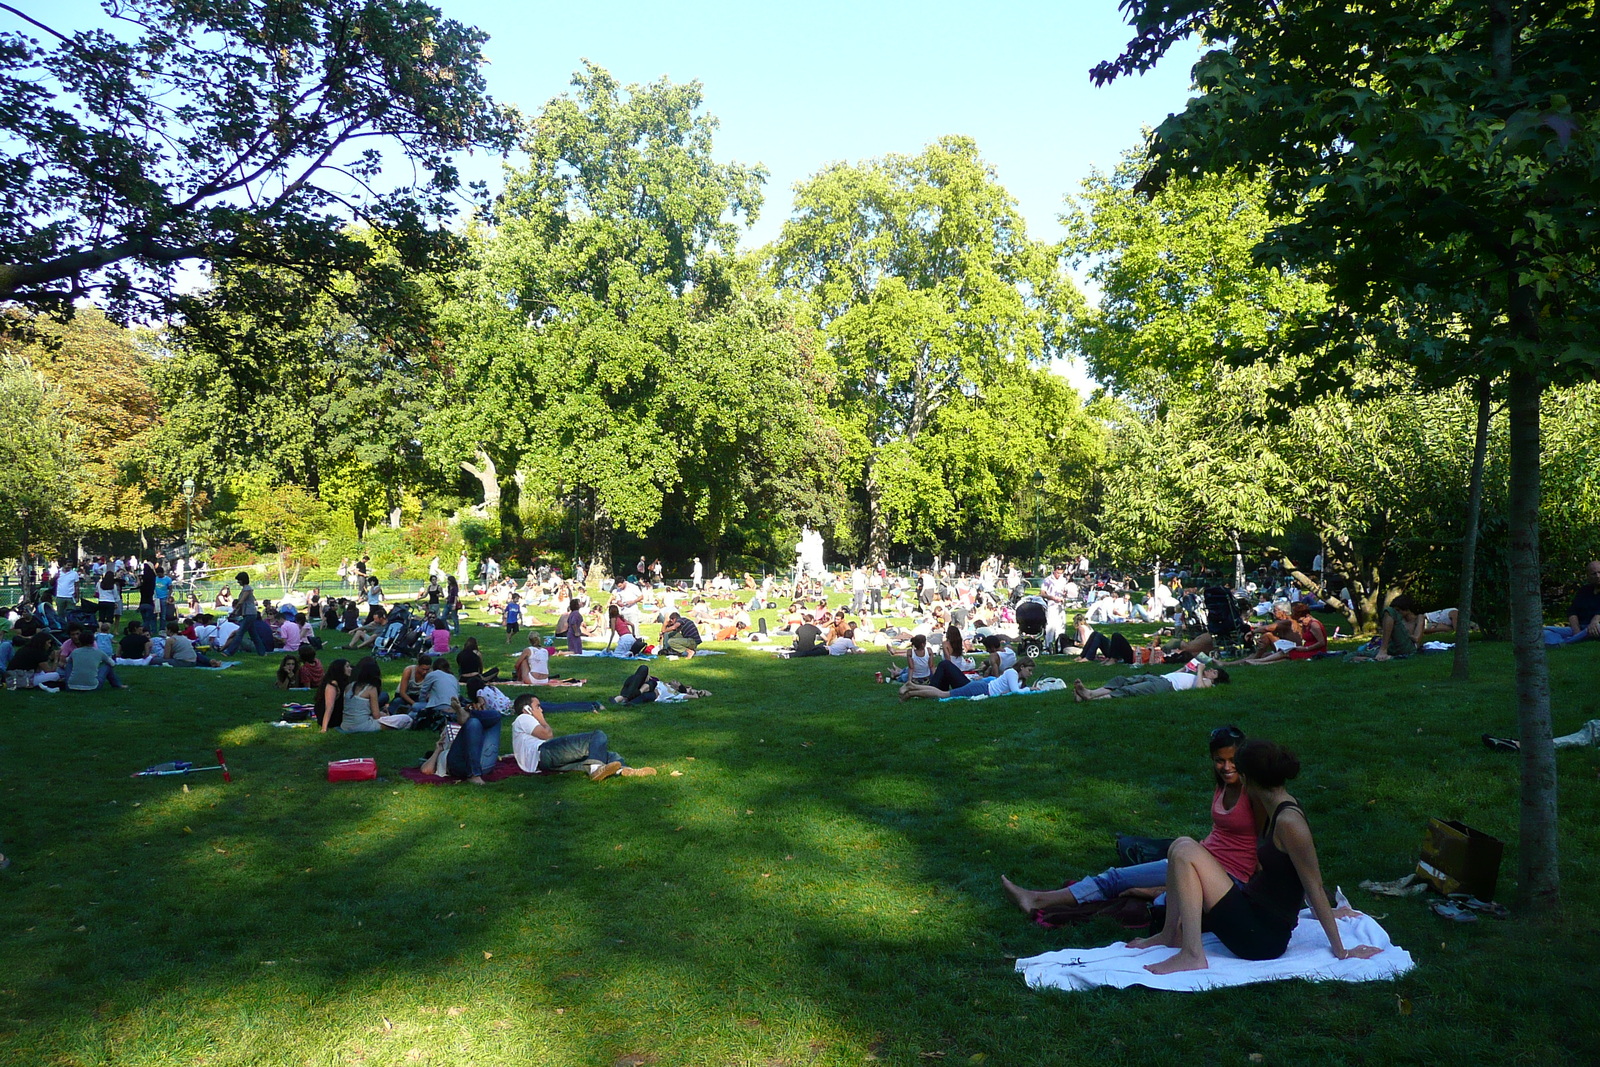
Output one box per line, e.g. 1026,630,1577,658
1126,739,1383,974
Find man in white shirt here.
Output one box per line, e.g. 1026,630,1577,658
510,694,653,780
1040,566,1071,651
54,560,82,616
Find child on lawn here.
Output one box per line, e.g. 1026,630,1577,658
504,594,523,644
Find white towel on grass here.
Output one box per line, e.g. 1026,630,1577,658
1016,909,1414,993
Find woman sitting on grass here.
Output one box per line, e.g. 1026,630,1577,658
1124,739,1382,973
1349,595,1423,663
339,656,392,733
900,656,1035,701
1002,726,1256,916
512,633,585,686
318,659,352,732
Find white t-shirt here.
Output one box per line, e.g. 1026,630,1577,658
215,620,240,647
193,623,219,647
511,711,545,772
1165,670,1200,691
1425,608,1456,626
523,646,551,684
986,669,1027,697
55,569,81,598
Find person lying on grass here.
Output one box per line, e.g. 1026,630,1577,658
511,632,585,686
1073,665,1228,702
900,656,1035,701
612,663,712,704
1002,725,1256,916
1124,739,1381,974
511,693,656,781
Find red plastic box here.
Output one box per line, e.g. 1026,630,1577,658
327,758,377,782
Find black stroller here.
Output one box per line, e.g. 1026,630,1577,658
1202,587,1252,659
1014,596,1049,659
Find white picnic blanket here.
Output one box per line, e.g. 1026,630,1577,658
1016,908,1413,993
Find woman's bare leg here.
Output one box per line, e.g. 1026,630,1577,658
1001,876,1079,912
1139,838,1237,974
899,682,948,700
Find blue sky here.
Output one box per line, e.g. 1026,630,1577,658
444,0,1198,251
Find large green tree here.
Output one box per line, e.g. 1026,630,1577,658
0,0,515,324
772,136,1085,555
434,65,822,571
150,256,441,534
1095,0,1600,908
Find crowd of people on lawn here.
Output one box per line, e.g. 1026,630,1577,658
8,548,1600,970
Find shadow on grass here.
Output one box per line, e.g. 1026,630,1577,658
2,639,1599,1065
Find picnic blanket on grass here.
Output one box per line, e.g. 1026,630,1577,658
1015,908,1413,993
574,650,656,660
398,755,536,786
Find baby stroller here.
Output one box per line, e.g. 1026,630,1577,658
1202,586,1251,659
1014,596,1048,659
373,604,415,658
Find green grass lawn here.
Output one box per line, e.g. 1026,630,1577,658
4,610,1599,1066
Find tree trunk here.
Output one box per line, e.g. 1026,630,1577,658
1506,368,1559,909
1231,530,1244,591
591,502,614,577
1452,373,1493,680
460,450,501,515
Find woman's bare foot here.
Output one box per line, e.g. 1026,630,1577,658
1000,876,1042,913
898,684,911,703
1126,931,1173,951
1144,949,1208,974
1073,680,1089,703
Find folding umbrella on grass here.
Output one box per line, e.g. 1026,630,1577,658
131,748,232,782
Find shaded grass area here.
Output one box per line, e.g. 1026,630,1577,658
3,621,1599,1066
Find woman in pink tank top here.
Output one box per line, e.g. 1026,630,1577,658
1001,726,1255,914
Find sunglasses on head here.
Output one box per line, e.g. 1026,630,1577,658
1210,724,1245,744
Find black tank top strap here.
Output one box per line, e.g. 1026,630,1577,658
1265,800,1304,838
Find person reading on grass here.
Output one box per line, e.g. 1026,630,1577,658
1002,726,1257,916
1123,739,1381,973
1074,664,1228,701
511,633,585,686
1241,603,1327,665
509,693,656,781
658,611,701,657
417,698,504,784
900,657,1035,701
1348,595,1422,663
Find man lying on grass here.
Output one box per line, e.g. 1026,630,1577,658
511,693,656,781
1073,665,1228,701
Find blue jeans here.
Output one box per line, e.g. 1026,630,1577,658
949,677,990,698
446,707,504,778
1544,625,1594,646
536,730,621,772
1070,859,1170,902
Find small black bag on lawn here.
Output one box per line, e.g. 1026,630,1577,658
1116,834,1175,867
